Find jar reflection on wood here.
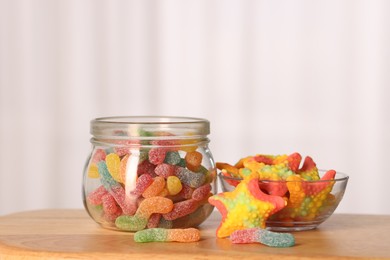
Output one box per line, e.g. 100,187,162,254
82,116,216,231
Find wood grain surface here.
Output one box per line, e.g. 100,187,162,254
0,209,389,259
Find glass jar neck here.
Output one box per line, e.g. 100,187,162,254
90,116,210,147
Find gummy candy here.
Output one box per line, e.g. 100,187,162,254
115,197,173,231
175,167,206,188
185,151,203,172
155,163,177,178
149,148,166,165
132,173,153,196
164,151,181,165
134,228,200,243
87,185,108,205
192,184,211,201
230,228,295,247
98,161,137,215
209,168,286,238
105,153,122,183
167,176,183,196
142,176,166,198
85,128,216,231
163,199,199,221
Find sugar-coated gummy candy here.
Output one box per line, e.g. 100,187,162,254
163,199,199,221
147,214,162,229
115,197,174,231
137,160,157,177
87,185,108,205
178,184,194,199
175,167,206,188
98,161,137,215
185,151,203,172
155,163,177,178
134,228,200,243
119,154,129,183
164,151,181,165
132,173,153,196
92,149,106,163
102,193,120,215
230,228,295,247
105,153,122,183
167,176,183,196
142,176,166,198
149,148,167,165
192,184,211,201
88,164,100,178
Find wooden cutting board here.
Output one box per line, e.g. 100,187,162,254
0,209,389,259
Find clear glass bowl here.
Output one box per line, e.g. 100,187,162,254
83,116,216,231
219,171,349,231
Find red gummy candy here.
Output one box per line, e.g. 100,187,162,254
147,213,162,228
155,163,177,178
287,153,302,172
132,173,154,196
148,148,167,165
178,184,194,200
299,156,316,172
87,185,108,205
102,193,120,215
137,160,157,176
192,184,211,201
302,169,336,195
162,199,199,221
253,155,274,165
92,149,106,164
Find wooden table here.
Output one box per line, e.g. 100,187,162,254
0,209,389,259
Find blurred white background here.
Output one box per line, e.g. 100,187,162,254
0,0,389,216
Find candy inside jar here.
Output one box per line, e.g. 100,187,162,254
82,116,216,231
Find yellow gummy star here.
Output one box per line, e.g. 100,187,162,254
209,168,286,238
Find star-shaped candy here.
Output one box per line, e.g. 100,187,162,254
209,168,286,238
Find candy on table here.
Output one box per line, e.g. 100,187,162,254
105,153,123,183
87,185,108,205
209,168,286,238
166,176,183,196
185,151,203,172
155,163,177,178
230,228,295,247
115,197,174,231
142,176,166,198
175,167,206,188
163,199,199,221
98,161,137,215
192,184,211,201
164,151,181,165
134,228,201,243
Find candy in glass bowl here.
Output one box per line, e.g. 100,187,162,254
217,153,349,231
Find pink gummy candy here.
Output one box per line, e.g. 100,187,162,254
162,199,199,221
132,173,154,196
155,163,177,178
192,184,211,201
87,185,108,205
148,148,167,165
102,193,120,215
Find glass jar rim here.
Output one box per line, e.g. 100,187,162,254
90,116,210,139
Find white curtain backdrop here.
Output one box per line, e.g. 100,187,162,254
1,0,389,215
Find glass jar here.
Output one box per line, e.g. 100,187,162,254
82,116,216,231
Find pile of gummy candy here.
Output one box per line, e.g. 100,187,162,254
85,131,215,233
214,153,337,234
